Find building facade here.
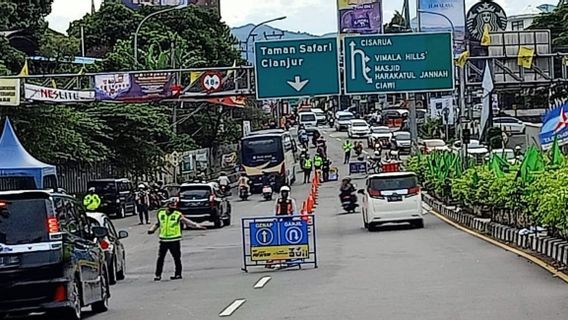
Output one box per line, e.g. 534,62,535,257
506,4,556,31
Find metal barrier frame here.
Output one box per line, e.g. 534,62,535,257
241,215,318,272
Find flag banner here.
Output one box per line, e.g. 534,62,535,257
94,73,174,102
455,51,469,68
338,0,383,34
479,62,494,140
518,47,535,69
418,0,467,54
540,103,568,149
25,84,95,103
0,79,21,106
122,0,188,10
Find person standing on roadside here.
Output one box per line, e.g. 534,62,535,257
148,199,205,281
322,157,332,182
136,184,151,225
302,155,313,184
343,140,354,164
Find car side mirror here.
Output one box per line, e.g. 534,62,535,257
118,230,129,239
92,226,109,239
357,189,365,195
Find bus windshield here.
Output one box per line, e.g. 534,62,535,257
241,137,284,167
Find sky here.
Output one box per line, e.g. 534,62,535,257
47,0,544,35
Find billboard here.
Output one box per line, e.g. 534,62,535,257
417,0,466,54
337,0,383,34
0,79,20,106
540,103,568,149
122,0,219,10
24,84,95,103
94,73,174,102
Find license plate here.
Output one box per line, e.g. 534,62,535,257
263,187,271,193
387,195,402,202
0,255,19,267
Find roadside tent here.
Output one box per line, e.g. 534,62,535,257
0,118,57,190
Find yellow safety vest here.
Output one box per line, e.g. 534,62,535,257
158,210,183,241
303,159,312,170
343,142,353,152
83,194,101,211
314,156,323,167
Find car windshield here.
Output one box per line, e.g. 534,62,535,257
0,198,49,245
300,114,316,121
87,181,116,194
425,140,446,147
312,110,324,116
395,132,410,140
352,122,367,127
339,115,354,121
372,127,390,134
368,175,418,191
180,187,211,200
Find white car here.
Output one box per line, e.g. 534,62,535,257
367,126,392,148
348,120,371,138
491,148,517,164
335,111,355,131
298,112,318,128
359,172,424,231
452,140,489,156
494,117,525,134
419,139,450,153
311,108,326,125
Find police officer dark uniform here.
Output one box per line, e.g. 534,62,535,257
148,198,205,281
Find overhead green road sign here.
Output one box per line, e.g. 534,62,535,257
344,33,454,94
255,38,340,100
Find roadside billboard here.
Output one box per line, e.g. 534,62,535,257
0,79,20,106
94,72,174,102
540,103,568,149
122,0,219,10
337,0,383,35
417,0,466,54
24,84,95,103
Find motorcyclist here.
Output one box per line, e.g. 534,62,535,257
354,141,364,156
274,186,297,216
339,177,357,205
237,173,251,196
298,125,308,147
261,171,273,187
217,172,231,195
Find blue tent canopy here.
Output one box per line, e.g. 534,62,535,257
0,118,57,189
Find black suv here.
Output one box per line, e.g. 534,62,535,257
178,183,231,228
0,190,111,320
87,179,137,218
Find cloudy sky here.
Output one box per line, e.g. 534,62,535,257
47,0,542,35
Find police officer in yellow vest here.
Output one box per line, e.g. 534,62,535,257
313,154,324,182
148,198,205,281
343,140,354,164
302,156,313,184
83,187,101,211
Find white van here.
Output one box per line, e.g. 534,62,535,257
360,172,423,230
298,112,318,128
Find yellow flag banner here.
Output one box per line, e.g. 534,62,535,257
518,47,535,69
18,61,29,76
189,72,203,86
455,51,470,68
481,25,491,46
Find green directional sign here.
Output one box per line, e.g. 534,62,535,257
255,38,340,100
344,33,454,94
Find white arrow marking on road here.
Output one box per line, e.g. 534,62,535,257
287,76,309,92
219,299,246,317
253,276,272,289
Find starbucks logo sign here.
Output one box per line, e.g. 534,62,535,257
466,0,508,41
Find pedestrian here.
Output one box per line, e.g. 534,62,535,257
136,184,151,225
322,157,332,182
343,140,354,164
302,155,313,184
147,199,205,281
83,187,101,211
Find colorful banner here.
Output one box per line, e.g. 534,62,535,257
24,84,95,103
540,103,568,149
418,0,466,54
338,0,383,35
0,79,20,106
122,0,188,10
94,73,174,102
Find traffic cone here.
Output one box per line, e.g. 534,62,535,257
301,201,309,221
307,194,315,213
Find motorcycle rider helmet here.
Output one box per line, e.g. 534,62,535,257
280,186,291,196
165,197,179,208
138,184,146,189
342,177,352,183
88,187,96,193
374,151,381,157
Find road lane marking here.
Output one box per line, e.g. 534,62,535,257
253,276,272,289
219,299,246,317
427,207,568,284
336,138,342,142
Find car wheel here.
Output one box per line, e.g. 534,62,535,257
116,257,126,281
223,212,231,226
91,267,110,313
53,277,82,320
413,220,425,229
213,210,223,229
108,258,117,285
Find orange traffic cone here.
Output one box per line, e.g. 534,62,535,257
301,201,309,221
307,194,315,213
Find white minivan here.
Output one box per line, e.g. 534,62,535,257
359,172,423,231
298,112,318,128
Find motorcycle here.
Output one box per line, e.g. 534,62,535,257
239,186,249,201
340,193,358,213
262,185,273,201
220,184,231,197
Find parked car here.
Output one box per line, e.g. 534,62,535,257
494,117,526,134
311,108,326,125
359,172,424,231
335,111,355,131
390,131,412,154
87,212,129,285
87,179,137,218
418,139,450,153
452,140,489,163
0,190,110,320
368,126,392,149
348,119,371,138
177,183,231,228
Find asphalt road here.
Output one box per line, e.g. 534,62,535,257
47,128,567,320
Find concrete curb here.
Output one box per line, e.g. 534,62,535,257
422,193,568,269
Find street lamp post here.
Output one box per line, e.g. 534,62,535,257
244,16,287,62
133,4,186,69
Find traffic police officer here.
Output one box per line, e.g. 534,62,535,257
83,187,101,211
302,156,313,184
343,140,354,164
148,198,205,281
313,153,324,181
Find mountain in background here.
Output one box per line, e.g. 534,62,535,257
231,24,336,62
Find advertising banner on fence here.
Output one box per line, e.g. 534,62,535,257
540,103,568,149
0,79,20,106
25,84,95,103
94,73,174,102
337,0,383,35
418,0,466,54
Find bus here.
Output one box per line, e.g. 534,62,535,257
240,129,298,192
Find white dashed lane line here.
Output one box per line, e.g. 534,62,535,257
253,276,272,289
219,299,247,317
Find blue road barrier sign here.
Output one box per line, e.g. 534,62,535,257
250,221,279,246
279,220,309,246
349,161,368,175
